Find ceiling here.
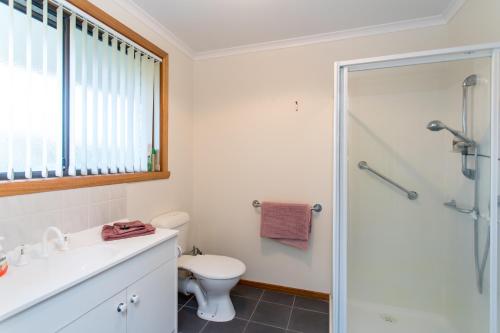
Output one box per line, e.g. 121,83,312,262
128,0,464,58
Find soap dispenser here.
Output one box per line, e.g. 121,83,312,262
0,237,8,277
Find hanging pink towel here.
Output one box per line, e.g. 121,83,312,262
260,202,312,250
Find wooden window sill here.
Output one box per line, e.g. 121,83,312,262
0,171,171,197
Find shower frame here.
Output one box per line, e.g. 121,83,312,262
332,42,500,333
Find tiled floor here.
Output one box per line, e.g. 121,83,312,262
177,285,329,333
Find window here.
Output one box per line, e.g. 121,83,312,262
0,0,169,196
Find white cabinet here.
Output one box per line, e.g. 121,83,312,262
60,260,176,333
127,261,176,333
0,237,177,333
58,291,127,333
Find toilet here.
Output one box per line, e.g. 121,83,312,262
151,212,246,322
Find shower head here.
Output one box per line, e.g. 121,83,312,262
426,120,446,132
463,74,478,87
426,120,476,146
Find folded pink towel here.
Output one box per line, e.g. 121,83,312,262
102,220,156,241
260,202,312,250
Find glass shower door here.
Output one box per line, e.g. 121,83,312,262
333,46,500,333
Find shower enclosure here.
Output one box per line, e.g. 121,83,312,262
333,44,500,333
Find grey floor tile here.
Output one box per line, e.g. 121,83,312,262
177,287,329,333
184,294,257,320
186,296,198,309
231,284,263,300
245,322,286,333
178,307,207,333
294,296,329,313
201,318,246,333
232,295,258,319
250,301,291,329
288,308,329,333
178,292,193,306
261,291,295,306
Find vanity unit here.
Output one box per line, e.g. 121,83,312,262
0,226,178,333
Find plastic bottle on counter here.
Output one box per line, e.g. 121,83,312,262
0,237,8,277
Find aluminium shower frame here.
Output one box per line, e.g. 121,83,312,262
333,42,500,333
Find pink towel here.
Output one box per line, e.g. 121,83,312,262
260,202,312,250
102,220,156,241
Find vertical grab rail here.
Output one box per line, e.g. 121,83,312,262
358,161,418,200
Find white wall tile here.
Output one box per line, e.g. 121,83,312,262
62,188,89,209
34,211,64,239
108,184,126,200
20,191,62,216
0,218,22,251
0,186,131,251
62,207,89,234
13,215,37,246
88,203,109,228
108,198,127,222
89,186,110,204
0,196,24,220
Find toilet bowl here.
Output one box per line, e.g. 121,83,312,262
178,254,245,321
151,212,246,322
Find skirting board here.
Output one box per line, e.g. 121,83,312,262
239,279,330,301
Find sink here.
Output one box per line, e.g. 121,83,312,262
0,225,177,323
43,245,119,273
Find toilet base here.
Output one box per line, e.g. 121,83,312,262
178,273,241,322
197,292,235,322
195,274,240,322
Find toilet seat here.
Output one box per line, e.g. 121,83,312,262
178,255,246,280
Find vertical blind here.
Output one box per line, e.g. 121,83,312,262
0,0,162,180
0,0,62,179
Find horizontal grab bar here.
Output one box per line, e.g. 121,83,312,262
252,200,322,213
358,161,418,200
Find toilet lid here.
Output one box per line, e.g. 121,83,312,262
178,255,246,280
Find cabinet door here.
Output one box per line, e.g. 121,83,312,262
127,259,176,333
58,290,127,333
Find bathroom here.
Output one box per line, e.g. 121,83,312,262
0,0,499,332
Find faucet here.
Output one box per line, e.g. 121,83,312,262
41,226,69,257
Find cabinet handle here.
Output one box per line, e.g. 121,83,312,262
130,294,140,304
116,302,127,313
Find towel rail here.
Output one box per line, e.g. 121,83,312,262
358,161,418,200
252,200,322,213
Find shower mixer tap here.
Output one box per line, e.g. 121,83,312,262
444,199,476,216
426,120,476,179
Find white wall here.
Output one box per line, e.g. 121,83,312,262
193,0,500,294
0,0,194,252
447,0,500,45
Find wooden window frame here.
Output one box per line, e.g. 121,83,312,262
0,0,170,197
